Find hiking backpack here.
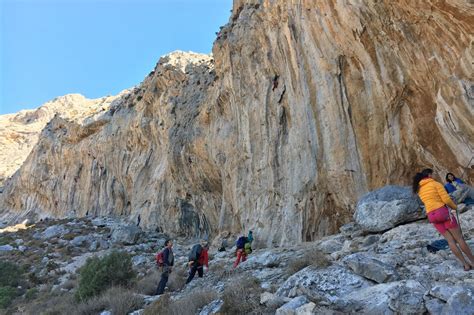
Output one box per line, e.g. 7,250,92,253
236,236,247,249
156,250,165,267
244,242,252,255
188,244,202,261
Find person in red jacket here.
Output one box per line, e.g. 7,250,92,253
186,239,209,284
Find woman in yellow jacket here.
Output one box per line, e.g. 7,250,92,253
413,168,474,271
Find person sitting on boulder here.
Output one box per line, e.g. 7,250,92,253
445,172,474,205
413,168,474,271
233,235,252,268
155,239,174,295
186,239,209,284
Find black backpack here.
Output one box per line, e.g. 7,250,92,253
188,244,202,261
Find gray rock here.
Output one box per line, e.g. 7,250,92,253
346,280,426,314
99,311,111,315
14,239,24,245
354,186,423,232
424,296,445,315
275,296,309,315
128,310,143,315
361,235,380,247
319,239,344,254
199,299,223,315
442,290,474,315
40,225,68,239
18,245,27,252
70,235,90,247
111,225,142,245
132,255,148,266
430,283,465,302
276,265,371,303
0,244,14,251
343,253,399,283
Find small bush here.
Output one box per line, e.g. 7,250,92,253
76,286,143,315
0,286,17,308
144,290,217,315
221,276,263,315
286,250,330,275
75,251,136,301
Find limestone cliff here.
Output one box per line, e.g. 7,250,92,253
0,93,123,186
1,0,473,246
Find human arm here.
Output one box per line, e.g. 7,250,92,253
436,182,457,209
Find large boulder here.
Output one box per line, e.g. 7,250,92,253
342,253,399,283
345,280,426,314
442,290,474,315
354,186,424,232
39,225,68,239
110,225,142,245
276,265,371,304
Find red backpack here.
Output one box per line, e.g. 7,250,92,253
156,250,164,267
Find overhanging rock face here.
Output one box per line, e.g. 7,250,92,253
1,1,473,246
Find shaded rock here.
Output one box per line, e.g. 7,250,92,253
442,290,474,315
319,239,343,254
424,296,445,315
276,265,371,303
342,253,399,283
111,225,142,245
354,186,423,232
70,235,91,247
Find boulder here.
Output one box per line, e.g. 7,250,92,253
276,265,371,303
40,225,68,239
345,280,426,314
70,235,91,247
354,186,424,232
342,253,399,283
111,225,142,245
442,290,474,315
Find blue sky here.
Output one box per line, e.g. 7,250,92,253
0,0,232,114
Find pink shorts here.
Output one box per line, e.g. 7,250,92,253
427,206,458,234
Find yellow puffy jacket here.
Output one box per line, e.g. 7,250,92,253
418,178,457,213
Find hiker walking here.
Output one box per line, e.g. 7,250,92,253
413,168,474,271
155,239,174,295
233,235,252,268
445,172,474,205
186,239,209,284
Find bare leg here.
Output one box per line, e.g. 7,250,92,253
448,226,474,267
442,230,470,270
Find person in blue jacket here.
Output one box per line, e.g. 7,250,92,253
445,173,474,205
155,239,174,295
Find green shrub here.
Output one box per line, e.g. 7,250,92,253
75,251,136,301
0,261,23,287
0,286,17,308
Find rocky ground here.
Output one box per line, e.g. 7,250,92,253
1,199,474,314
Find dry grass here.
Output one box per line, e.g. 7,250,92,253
220,275,264,315
167,265,188,292
135,270,161,295
75,286,143,315
286,250,330,275
144,290,217,315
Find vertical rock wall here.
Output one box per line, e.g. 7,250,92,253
1,1,472,246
